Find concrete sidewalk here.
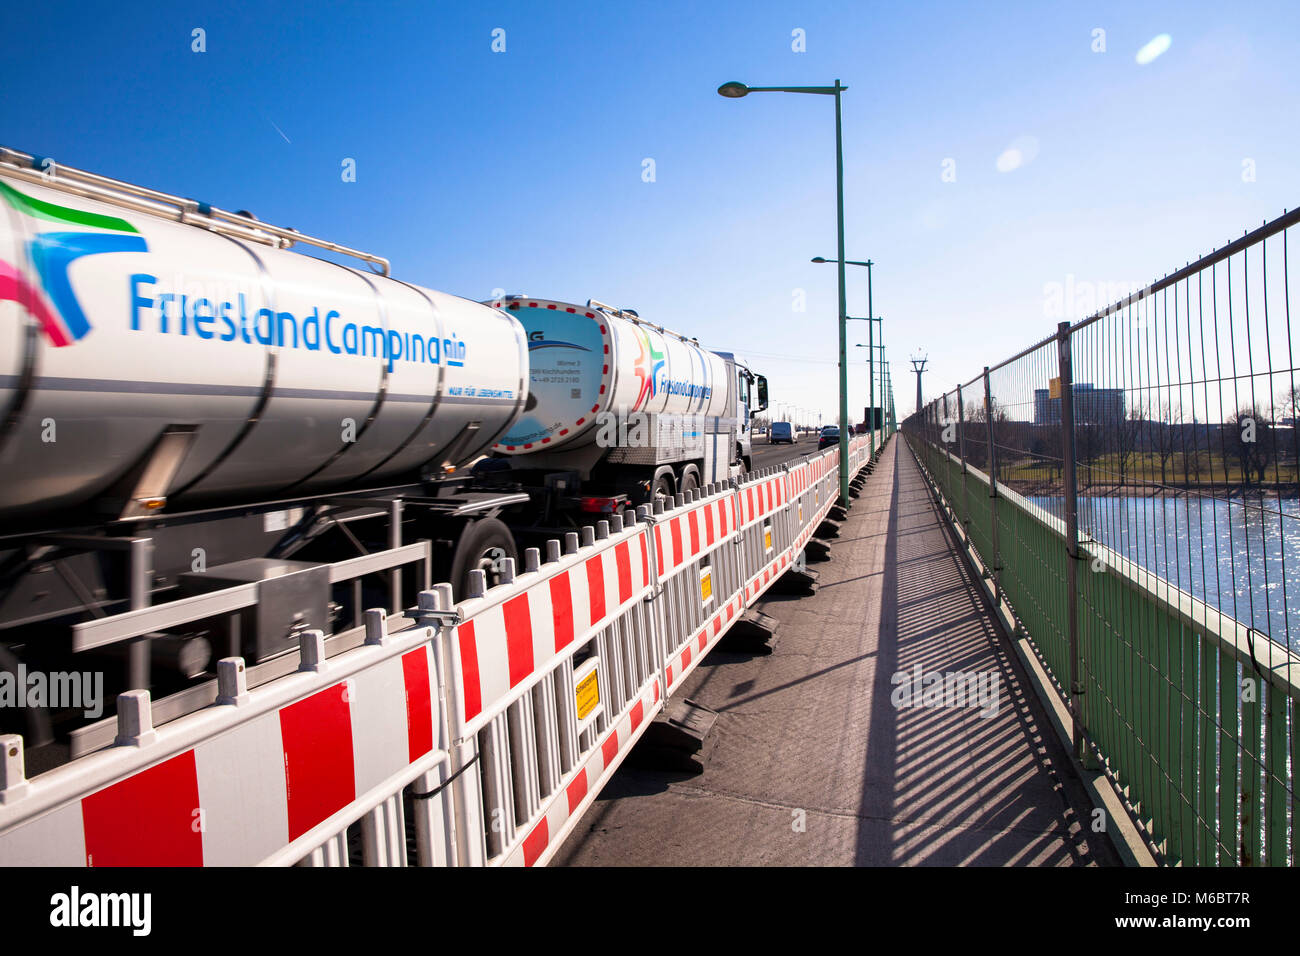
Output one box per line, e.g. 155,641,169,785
554,438,1117,866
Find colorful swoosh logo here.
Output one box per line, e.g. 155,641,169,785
632,327,665,409
0,179,147,346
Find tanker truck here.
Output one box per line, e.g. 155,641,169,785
474,293,767,509
0,148,766,758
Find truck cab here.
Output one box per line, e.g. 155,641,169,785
714,354,767,478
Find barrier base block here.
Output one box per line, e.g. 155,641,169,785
829,505,849,522
719,608,780,654
628,697,718,774
805,538,832,562
816,518,843,538
772,565,818,595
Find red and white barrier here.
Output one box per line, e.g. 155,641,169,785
0,433,885,868
0,618,449,866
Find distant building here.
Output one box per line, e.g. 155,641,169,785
1033,382,1125,424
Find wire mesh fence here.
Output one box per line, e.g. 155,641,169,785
904,207,1300,866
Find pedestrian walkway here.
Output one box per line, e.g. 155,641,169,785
555,438,1117,866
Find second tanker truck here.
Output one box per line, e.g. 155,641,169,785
0,148,767,755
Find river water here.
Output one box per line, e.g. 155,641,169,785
1028,493,1300,653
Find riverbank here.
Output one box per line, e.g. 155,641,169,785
1000,478,1300,500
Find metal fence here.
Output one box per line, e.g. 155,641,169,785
904,207,1300,866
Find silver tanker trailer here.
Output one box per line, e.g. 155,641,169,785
0,149,767,763
476,294,767,509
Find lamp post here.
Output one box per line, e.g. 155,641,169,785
815,257,880,456
721,79,851,505
853,340,882,426
882,351,894,433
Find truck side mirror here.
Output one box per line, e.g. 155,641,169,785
756,376,769,412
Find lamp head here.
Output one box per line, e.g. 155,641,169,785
717,82,750,98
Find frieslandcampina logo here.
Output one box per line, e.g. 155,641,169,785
0,179,146,347
127,274,467,373
0,178,468,372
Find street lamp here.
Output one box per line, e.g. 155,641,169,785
815,257,881,456
720,78,852,505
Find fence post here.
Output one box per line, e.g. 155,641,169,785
930,401,940,477
983,367,1002,603
956,384,968,532
1056,320,1086,762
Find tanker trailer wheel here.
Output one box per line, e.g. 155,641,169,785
449,517,518,602
679,467,700,495
650,466,676,503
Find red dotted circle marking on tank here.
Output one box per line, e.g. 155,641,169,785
504,301,623,452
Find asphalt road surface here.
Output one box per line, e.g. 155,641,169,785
749,434,829,471
554,437,1117,867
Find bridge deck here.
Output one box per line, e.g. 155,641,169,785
556,439,1117,866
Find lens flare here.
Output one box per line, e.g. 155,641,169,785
996,135,1039,173
1136,33,1172,65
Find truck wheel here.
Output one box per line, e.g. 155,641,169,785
449,517,518,601
679,468,699,494
643,465,676,503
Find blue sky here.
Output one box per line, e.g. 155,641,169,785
4,0,1297,422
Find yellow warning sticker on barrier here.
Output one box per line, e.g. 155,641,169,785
700,566,713,605
764,522,773,553
576,668,600,721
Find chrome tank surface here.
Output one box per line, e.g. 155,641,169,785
0,167,527,520
485,297,729,456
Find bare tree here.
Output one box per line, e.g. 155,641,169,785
1112,403,1145,488
1275,386,1300,472
1226,405,1275,486
1075,422,1103,490
964,398,1009,471
1148,400,1182,487
1185,422,1206,483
